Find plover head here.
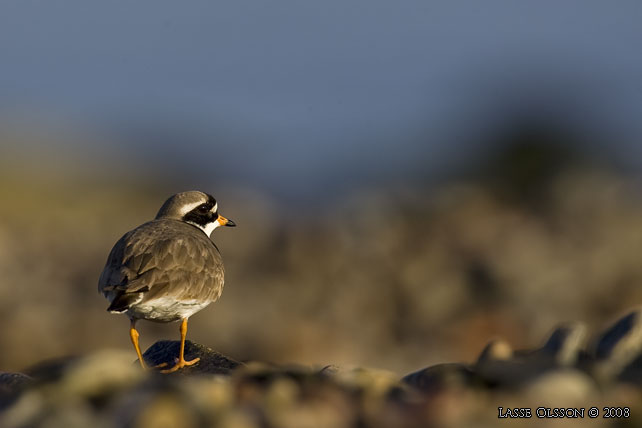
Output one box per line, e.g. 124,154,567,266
156,190,236,236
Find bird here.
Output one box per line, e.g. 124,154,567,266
98,190,235,373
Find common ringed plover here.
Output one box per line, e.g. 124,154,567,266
98,191,235,372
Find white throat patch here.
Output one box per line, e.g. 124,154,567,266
189,220,220,236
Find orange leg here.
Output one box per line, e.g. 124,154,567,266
129,320,148,370
161,317,200,373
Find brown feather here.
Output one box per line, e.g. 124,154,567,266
98,218,225,321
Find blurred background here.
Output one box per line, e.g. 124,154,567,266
1,0,642,374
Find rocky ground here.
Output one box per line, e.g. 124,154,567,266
3,309,642,427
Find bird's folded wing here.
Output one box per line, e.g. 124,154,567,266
98,229,223,302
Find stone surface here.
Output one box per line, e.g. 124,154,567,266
540,322,586,366
402,363,480,392
141,340,243,375
476,338,513,364
0,372,33,401
522,369,598,405
593,308,642,380
4,312,642,427
472,323,588,389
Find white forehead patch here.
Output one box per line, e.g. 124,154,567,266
179,200,206,216
179,200,217,216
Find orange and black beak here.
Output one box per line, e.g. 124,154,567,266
217,215,236,227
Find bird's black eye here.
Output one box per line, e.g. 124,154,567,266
197,204,210,212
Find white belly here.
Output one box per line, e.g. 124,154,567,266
128,297,212,322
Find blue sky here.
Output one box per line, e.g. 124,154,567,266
1,1,641,198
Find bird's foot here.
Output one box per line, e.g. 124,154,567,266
131,358,172,371
160,357,200,373
134,359,168,370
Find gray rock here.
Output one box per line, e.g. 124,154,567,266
106,379,209,428
522,369,598,405
476,357,554,389
402,363,479,392
0,372,33,401
1,351,141,428
474,324,586,389
476,338,513,365
593,308,642,380
234,362,327,389
142,340,243,375
540,322,587,366
24,356,82,383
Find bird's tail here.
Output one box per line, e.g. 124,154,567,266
107,291,143,313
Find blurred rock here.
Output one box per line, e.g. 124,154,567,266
522,369,598,406
474,323,587,389
476,358,553,389
142,340,242,375
618,354,642,385
1,351,144,428
0,372,32,401
57,350,147,399
234,361,331,391
539,322,586,366
593,309,642,380
324,366,401,397
476,338,513,364
402,363,479,393
24,351,145,394
24,356,82,384
112,390,203,428
2,326,642,427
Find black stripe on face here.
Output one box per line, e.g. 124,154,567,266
207,194,218,217
182,197,217,226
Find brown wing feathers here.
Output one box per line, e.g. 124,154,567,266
99,219,223,313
